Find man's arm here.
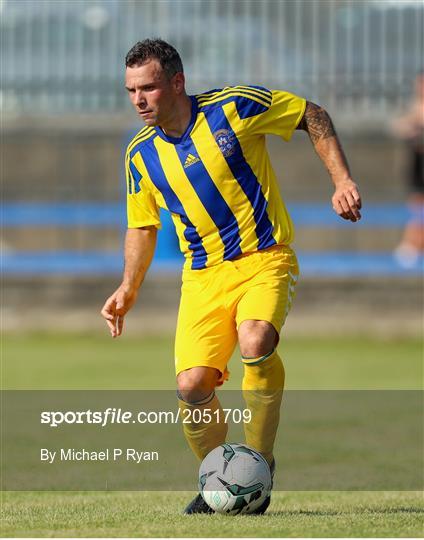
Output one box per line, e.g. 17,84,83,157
297,101,362,222
100,226,157,338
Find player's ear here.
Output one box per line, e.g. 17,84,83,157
172,72,185,95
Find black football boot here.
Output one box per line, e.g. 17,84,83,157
251,459,275,515
183,493,215,515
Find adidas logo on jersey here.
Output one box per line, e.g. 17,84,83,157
184,153,201,168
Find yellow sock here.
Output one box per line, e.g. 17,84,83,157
242,349,285,466
178,391,228,461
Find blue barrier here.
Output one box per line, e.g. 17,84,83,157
3,202,422,276
2,251,422,277
2,202,411,227
2,203,125,227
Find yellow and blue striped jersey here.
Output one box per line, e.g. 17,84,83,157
126,86,306,270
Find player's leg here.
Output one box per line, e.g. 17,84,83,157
238,319,283,466
175,268,237,514
177,366,227,461
231,246,298,515
175,265,237,462
176,266,238,514
177,365,228,514
233,245,299,465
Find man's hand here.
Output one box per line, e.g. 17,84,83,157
296,101,362,223
100,285,138,338
332,178,362,222
100,227,157,338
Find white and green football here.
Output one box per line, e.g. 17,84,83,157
198,443,272,515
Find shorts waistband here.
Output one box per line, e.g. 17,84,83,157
182,244,295,277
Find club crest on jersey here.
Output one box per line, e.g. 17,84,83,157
213,129,236,157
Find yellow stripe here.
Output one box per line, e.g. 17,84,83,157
128,126,151,147
172,213,191,262
130,127,155,145
127,133,153,156
125,148,133,194
197,86,271,103
127,127,156,154
223,100,294,247
137,130,157,143
191,112,259,254
197,86,272,105
195,87,229,100
131,152,167,209
234,85,272,102
154,137,224,265
138,126,151,136
198,91,270,109
198,90,271,109
197,87,271,105
197,86,271,104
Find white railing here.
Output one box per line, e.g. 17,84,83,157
1,0,422,122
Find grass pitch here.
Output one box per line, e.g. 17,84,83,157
4,333,421,390
2,491,423,537
2,333,423,537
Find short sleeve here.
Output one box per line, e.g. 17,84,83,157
248,90,306,141
126,150,161,229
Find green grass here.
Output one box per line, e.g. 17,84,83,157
2,491,423,537
3,333,422,390
2,333,422,537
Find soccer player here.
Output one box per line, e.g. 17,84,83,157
101,39,362,514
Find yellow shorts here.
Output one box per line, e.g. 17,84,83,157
174,244,299,383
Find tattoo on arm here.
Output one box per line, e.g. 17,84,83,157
297,101,336,144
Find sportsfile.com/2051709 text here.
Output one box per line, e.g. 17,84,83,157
40,407,252,427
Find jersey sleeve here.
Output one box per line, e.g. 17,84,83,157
126,150,161,229
247,89,306,141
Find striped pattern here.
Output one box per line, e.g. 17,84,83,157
201,104,276,251
142,139,208,269
197,86,272,109
241,348,275,366
125,88,305,269
174,135,243,262
125,127,157,194
128,126,156,158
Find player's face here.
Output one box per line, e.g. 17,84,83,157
125,60,182,126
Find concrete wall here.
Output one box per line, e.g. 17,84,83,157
4,274,421,337
3,117,410,202
3,119,419,336
3,118,410,255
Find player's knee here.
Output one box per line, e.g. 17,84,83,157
177,366,220,404
239,321,278,358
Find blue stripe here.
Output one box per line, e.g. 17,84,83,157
198,88,271,107
135,141,208,269
247,85,273,96
203,105,276,251
200,95,269,119
175,139,242,261
129,160,142,193
196,88,221,99
127,128,155,150
127,159,132,195
129,135,157,159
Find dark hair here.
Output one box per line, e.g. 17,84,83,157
125,38,183,79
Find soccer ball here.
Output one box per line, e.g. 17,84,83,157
198,443,272,515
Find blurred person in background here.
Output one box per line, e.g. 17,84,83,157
393,73,424,267
101,38,362,515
